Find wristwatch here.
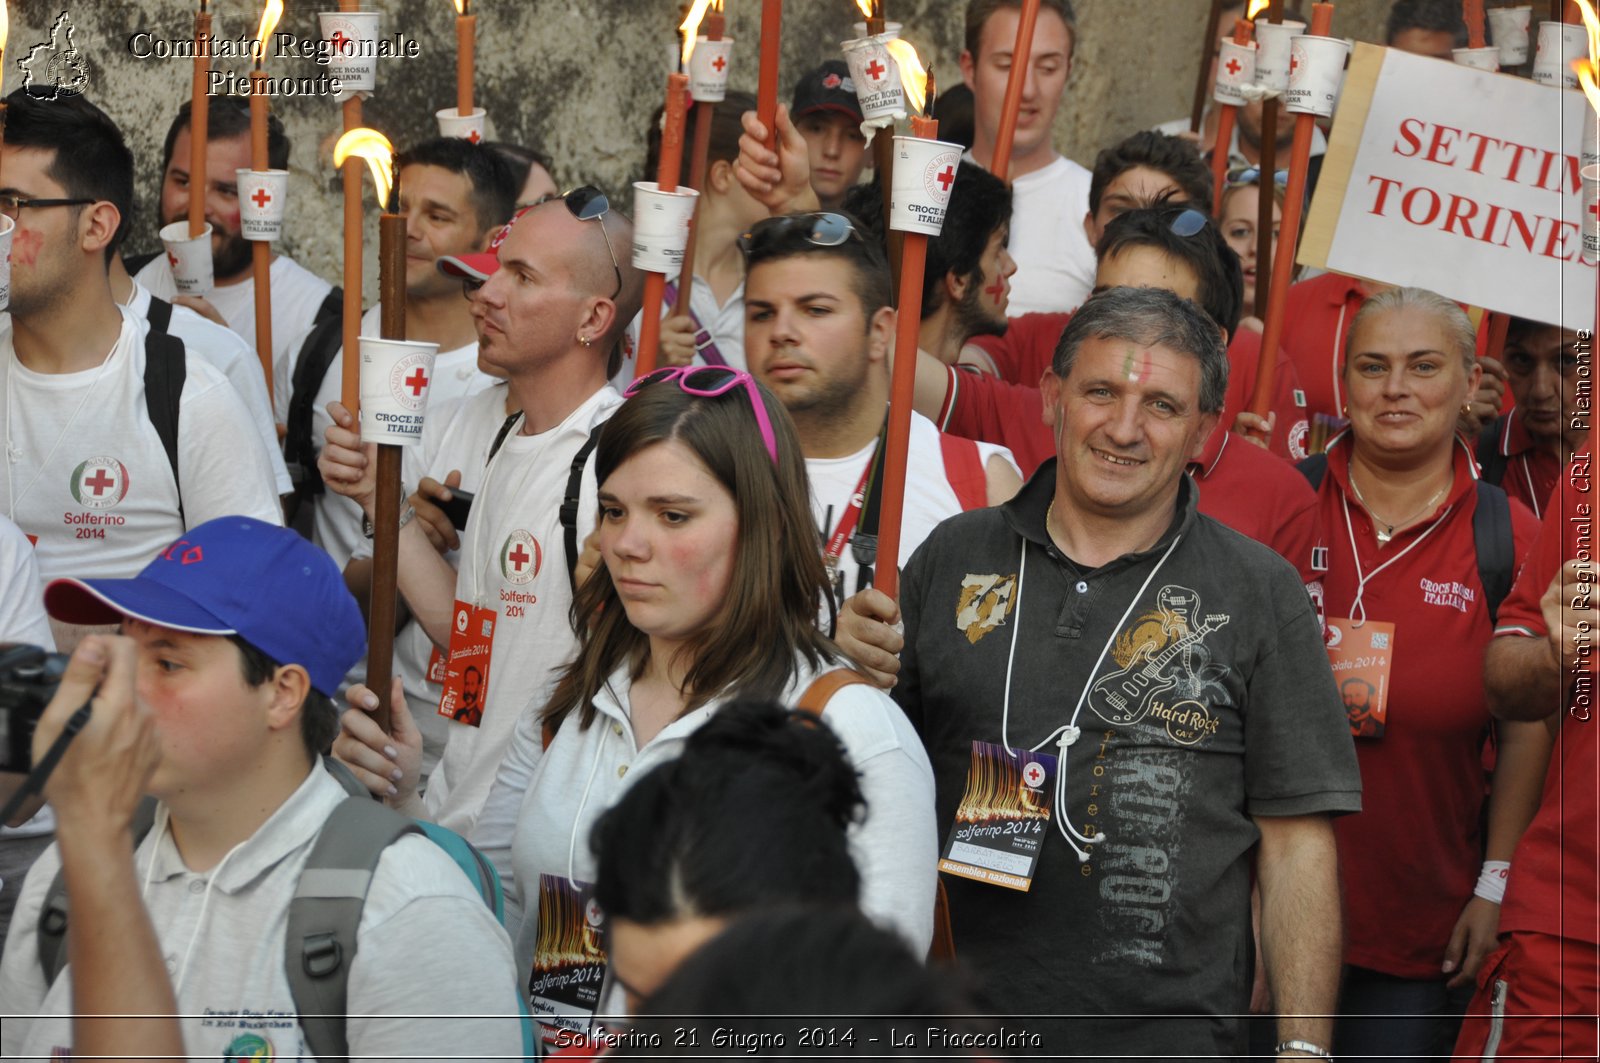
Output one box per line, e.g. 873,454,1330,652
362,502,417,540
1276,1041,1332,1060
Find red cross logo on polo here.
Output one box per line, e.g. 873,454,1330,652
251,187,272,209
69,458,130,510
387,352,434,411
1021,761,1046,789
500,529,542,585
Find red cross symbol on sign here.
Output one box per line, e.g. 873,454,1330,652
936,165,956,191
866,58,886,80
508,543,532,571
1022,762,1045,788
985,277,1006,304
404,368,431,396
251,188,272,209
712,54,726,72
83,468,115,496
1225,58,1242,76
331,31,350,51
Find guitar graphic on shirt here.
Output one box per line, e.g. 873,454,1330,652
1092,614,1231,724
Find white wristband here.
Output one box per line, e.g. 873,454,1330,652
1473,860,1511,904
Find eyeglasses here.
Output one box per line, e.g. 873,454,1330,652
737,212,861,258
0,194,95,220
1169,208,1210,238
564,185,622,300
624,366,779,466
1225,166,1289,189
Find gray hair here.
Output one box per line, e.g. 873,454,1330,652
1051,287,1230,414
1346,286,1477,372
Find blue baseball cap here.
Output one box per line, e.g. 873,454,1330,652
44,517,365,697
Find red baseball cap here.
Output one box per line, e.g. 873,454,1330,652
437,204,534,283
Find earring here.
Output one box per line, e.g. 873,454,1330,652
579,335,592,347
1461,401,1473,416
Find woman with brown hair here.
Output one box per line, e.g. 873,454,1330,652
469,367,937,1007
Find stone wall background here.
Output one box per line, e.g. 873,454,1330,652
5,0,1395,296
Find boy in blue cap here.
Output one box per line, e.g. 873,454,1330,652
0,517,523,1061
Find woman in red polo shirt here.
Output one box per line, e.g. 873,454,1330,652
1303,287,1545,1061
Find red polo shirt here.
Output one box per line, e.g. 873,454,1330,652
1493,453,1600,948
1313,436,1538,978
1192,429,1322,583
1481,412,1562,520
966,313,1309,460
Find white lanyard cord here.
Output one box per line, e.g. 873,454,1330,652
566,702,611,888
1518,453,1540,519
1339,491,1451,626
999,530,1183,861
1329,301,1349,417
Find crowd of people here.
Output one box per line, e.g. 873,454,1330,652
0,0,1593,1060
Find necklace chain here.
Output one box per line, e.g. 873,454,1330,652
1348,468,1450,545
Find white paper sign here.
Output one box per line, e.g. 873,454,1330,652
1305,45,1590,330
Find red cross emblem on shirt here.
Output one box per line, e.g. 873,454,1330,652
404,368,430,396
83,468,116,496
936,165,956,191
331,31,350,51
508,543,532,571
712,54,727,72
1022,762,1045,788
866,58,886,80
1225,58,1242,76
251,187,272,209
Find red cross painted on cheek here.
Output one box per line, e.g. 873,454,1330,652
985,277,1006,305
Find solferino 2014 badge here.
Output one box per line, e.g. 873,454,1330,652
939,741,1057,891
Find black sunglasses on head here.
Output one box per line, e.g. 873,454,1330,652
564,185,622,299
737,212,862,258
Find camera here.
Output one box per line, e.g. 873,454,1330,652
0,643,69,773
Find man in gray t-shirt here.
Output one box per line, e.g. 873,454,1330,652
842,287,1359,1058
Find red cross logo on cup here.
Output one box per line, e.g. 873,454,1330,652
866,58,886,80
331,31,350,52
1290,53,1300,74
1589,200,1600,222
1225,58,1242,76
936,165,956,192
1022,761,1045,788
404,367,431,396
167,251,180,269
251,187,272,209
712,54,727,72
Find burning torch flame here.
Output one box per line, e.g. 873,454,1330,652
680,0,714,67
0,5,10,61
855,0,875,18
1247,0,1270,19
1573,0,1600,116
886,39,928,114
453,0,468,14
253,0,283,64
334,128,396,207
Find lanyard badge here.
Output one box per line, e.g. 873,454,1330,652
529,874,608,1050
938,741,1058,891
436,598,496,727
1325,617,1395,738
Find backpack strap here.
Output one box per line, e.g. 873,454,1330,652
662,279,728,367
283,314,348,509
313,287,344,327
1295,452,1328,491
145,294,174,335
484,412,521,464
939,433,988,512
561,425,605,596
143,329,187,526
1475,418,1510,487
1472,480,1515,626
38,797,160,985
286,795,419,1063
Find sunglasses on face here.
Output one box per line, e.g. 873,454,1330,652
623,366,779,466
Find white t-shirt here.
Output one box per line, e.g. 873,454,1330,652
0,307,283,585
309,305,498,574
0,515,52,648
471,658,939,977
134,253,335,423
807,412,1018,598
616,273,747,384
977,153,1096,317
126,281,292,496
0,763,524,1062
423,386,623,836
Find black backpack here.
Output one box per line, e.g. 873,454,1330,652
1296,452,1515,622
1474,417,1511,489
140,328,187,525
278,289,347,529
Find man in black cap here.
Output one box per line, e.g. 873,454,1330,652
790,60,869,212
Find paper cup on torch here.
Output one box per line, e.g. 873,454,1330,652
159,220,214,296
436,106,487,144
0,216,16,312
1532,22,1586,88
1213,40,1258,106
688,38,734,102
1487,6,1531,66
235,169,289,242
1285,36,1351,118
1254,20,1307,93
889,137,963,237
1451,47,1500,72
1583,165,1600,267
851,21,903,39
1583,96,1600,172
631,181,700,273
319,11,380,95
359,337,441,446
842,36,906,122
